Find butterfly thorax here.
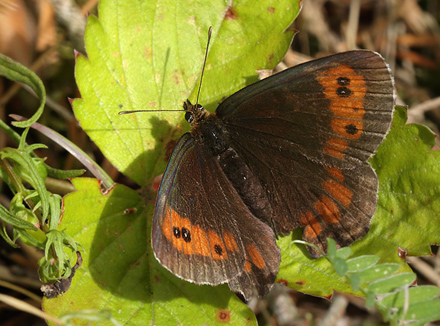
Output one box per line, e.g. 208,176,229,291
184,99,229,155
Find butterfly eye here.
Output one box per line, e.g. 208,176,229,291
185,112,194,123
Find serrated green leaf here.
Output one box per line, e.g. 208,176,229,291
367,273,416,295
72,0,299,186
369,106,440,257
357,263,400,283
50,1,300,322
346,255,380,273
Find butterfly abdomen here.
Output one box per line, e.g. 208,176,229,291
195,112,275,228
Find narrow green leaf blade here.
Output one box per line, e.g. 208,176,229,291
0,204,37,230
0,53,46,127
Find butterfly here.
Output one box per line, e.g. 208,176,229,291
151,50,395,300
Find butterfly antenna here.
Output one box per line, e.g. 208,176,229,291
119,109,184,115
195,26,213,107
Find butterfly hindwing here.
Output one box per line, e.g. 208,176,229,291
152,134,280,299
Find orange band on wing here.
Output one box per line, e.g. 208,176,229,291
223,231,239,251
322,179,353,208
317,65,367,123
318,65,367,159
327,98,365,119
246,244,266,270
162,208,239,260
324,138,349,159
299,211,322,238
314,195,340,223
326,167,344,183
244,258,252,273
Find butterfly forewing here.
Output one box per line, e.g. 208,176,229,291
216,50,394,256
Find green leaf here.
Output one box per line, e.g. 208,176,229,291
346,255,380,273
1,147,50,218
357,263,400,283
335,247,352,260
333,258,348,277
366,273,416,295
402,299,440,323
0,204,37,230
327,238,337,261
0,53,46,128
43,178,256,325
48,194,62,230
369,106,440,257
379,285,440,309
349,273,360,292
72,0,299,186
46,166,85,179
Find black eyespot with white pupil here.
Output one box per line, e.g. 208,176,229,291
181,227,191,242
173,227,181,238
336,86,352,97
337,76,350,86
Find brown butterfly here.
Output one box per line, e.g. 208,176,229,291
151,50,395,300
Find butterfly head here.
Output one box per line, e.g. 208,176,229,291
183,99,209,126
